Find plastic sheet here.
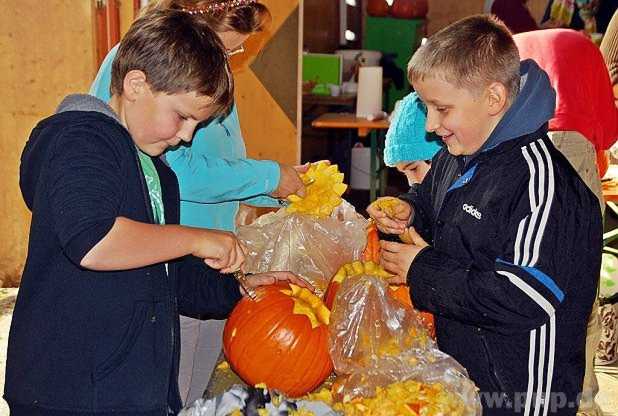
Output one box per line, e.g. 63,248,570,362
238,200,367,293
178,385,337,416
328,275,481,415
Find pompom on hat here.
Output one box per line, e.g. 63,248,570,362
384,92,442,167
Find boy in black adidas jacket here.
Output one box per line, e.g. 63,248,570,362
369,15,602,415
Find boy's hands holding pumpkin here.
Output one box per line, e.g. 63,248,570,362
244,271,315,292
381,227,429,284
367,197,413,235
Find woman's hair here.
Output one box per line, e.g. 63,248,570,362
141,0,271,34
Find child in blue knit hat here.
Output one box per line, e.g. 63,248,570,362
384,92,442,184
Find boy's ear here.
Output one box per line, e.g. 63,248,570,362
485,81,509,116
123,70,149,101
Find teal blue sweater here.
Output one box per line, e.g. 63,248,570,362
90,45,281,232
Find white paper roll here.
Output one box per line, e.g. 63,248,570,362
356,66,383,118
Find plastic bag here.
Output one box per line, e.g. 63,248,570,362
328,275,481,415
238,200,367,293
178,384,337,416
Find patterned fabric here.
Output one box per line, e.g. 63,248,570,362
597,304,618,365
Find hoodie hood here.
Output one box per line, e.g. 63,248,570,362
20,94,121,209
480,59,556,153
56,94,120,122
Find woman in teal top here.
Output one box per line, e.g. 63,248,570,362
92,46,284,232
91,0,305,406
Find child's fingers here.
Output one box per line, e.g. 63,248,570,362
380,255,401,277
204,258,224,270
406,227,428,247
380,240,405,253
375,217,407,234
276,272,315,291
366,204,386,220
387,274,406,285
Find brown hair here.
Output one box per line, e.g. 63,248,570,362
408,14,520,102
110,9,233,115
141,0,271,34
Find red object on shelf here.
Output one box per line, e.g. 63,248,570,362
367,0,390,17
390,0,428,19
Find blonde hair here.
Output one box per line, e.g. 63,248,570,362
141,0,271,34
111,9,233,115
408,14,520,102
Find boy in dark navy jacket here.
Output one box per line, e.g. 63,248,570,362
369,15,602,415
5,9,304,416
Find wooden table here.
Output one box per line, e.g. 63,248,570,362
312,113,390,201
603,181,618,203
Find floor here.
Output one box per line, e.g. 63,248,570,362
0,288,615,415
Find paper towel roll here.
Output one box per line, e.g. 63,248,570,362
356,66,383,118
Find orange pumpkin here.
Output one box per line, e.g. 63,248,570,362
223,283,333,397
389,285,435,338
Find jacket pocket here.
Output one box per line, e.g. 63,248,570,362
93,301,149,382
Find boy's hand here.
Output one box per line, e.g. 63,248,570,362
367,197,413,235
271,163,306,198
244,271,315,292
193,229,245,273
381,228,429,284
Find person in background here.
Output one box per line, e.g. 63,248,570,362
542,0,598,32
491,0,540,33
369,15,601,415
515,28,618,416
383,92,442,185
91,0,308,406
601,9,618,102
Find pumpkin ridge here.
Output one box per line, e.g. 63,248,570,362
233,295,293,360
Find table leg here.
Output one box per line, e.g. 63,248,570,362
370,130,377,202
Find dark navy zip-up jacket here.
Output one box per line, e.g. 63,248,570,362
403,60,602,415
5,95,242,416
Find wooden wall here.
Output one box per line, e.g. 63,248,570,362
232,0,302,165
0,0,95,287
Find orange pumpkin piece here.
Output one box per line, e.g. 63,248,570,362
361,220,381,263
223,283,333,397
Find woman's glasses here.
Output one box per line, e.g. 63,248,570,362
227,44,245,57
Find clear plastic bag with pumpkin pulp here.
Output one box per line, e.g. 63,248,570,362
328,275,482,415
237,200,367,294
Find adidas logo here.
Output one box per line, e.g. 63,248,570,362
462,203,482,220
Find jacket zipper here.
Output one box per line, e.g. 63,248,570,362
133,149,176,408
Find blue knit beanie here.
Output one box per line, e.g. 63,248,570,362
384,92,442,167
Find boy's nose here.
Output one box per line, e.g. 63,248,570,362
177,122,199,143
425,115,439,133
